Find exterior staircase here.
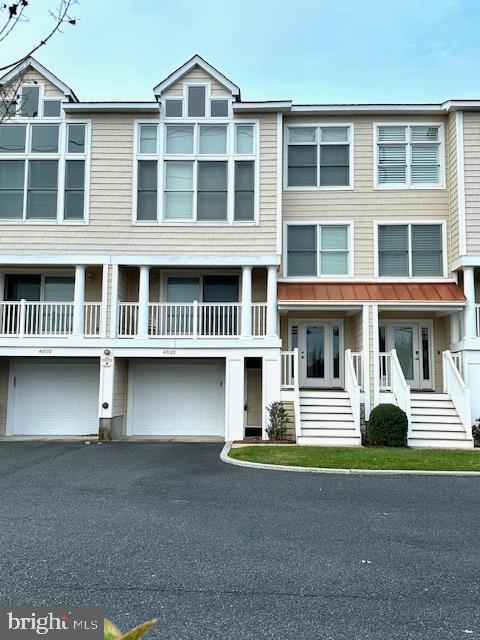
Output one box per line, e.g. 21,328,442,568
297,389,362,446
408,393,473,449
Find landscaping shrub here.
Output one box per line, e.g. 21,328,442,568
266,401,289,441
366,403,408,447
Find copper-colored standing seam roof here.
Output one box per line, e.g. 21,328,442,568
278,282,466,303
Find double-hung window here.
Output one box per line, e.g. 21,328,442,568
135,121,257,223
0,120,88,221
286,126,352,188
375,124,443,188
377,223,444,277
286,224,351,276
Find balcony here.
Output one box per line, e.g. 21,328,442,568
118,302,267,338
0,300,103,337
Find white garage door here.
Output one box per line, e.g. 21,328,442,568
129,361,224,436
8,360,99,436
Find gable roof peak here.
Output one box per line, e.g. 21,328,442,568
0,56,78,102
153,54,240,99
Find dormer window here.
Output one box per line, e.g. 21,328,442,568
20,85,40,118
187,86,206,118
210,99,229,118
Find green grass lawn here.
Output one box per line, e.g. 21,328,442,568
229,445,480,472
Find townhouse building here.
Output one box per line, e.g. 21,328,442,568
0,54,478,448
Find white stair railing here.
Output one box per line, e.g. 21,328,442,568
345,349,362,438
443,350,472,440
350,351,364,391
389,349,411,435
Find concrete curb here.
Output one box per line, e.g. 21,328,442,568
220,442,480,477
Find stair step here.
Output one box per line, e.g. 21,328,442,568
411,407,457,416
410,429,468,440
299,390,348,399
298,435,362,446
411,415,462,425
408,437,473,449
301,405,352,414
301,427,359,437
410,422,465,432
301,420,355,429
411,393,449,401
300,398,351,407
411,400,454,409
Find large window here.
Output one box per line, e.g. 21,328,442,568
377,223,444,277
0,121,88,222
375,124,443,188
286,224,351,276
286,126,352,188
135,121,257,223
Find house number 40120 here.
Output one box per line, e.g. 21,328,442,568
162,349,176,355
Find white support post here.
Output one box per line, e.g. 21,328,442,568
463,266,477,338
109,264,119,339
450,311,460,346
98,354,115,440
225,356,245,441
266,266,277,337
241,266,252,337
73,265,85,337
138,265,150,338
262,354,281,439
362,303,371,420
101,264,109,338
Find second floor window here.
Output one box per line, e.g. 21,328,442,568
375,124,443,188
135,122,257,223
286,224,351,276
0,122,88,222
286,126,352,188
377,223,444,277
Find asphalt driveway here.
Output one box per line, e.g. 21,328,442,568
0,442,479,640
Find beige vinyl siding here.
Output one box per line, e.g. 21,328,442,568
20,69,64,98
283,114,451,277
448,112,460,262
0,110,277,255
0,359,9,435
463,112,480,254
163,66,231,98
353,310,363,353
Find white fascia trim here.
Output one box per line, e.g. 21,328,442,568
456,111,467,256
278,301,363,309
0,57,78,101
291,104,445,114
278,301,464,310
452,255,480,270
112,255,281,266
154,55,240,97
234,101,292,112
0,255,112,265
64,103,159,112
443,100,480,111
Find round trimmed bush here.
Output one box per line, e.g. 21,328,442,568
367,403,408,447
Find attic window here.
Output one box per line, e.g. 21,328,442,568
165,99,183,118
43,99,61,118
187,86,205,118
20,86,40,118
210,99,229,118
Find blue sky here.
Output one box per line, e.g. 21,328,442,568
3,0,480,103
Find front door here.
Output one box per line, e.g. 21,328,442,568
384,322,433,390
298,321,343,388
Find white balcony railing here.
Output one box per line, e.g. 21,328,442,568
118,302,266,338
252,303,267,337
0,300,102,337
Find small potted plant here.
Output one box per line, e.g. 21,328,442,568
266,401,290,442
472,419,480,448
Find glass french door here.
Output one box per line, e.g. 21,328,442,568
298,321,342,388
384,322,433,390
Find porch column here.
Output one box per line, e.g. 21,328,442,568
241,266,252,337
225,356,245,441
362,304,371,420
138,265,150,338
463,266,477,338
262,354,281,438
73,265,85,336
450,312,460,346
266,266,277,337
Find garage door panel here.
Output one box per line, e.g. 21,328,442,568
9,361,99,436
130,361,224,436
